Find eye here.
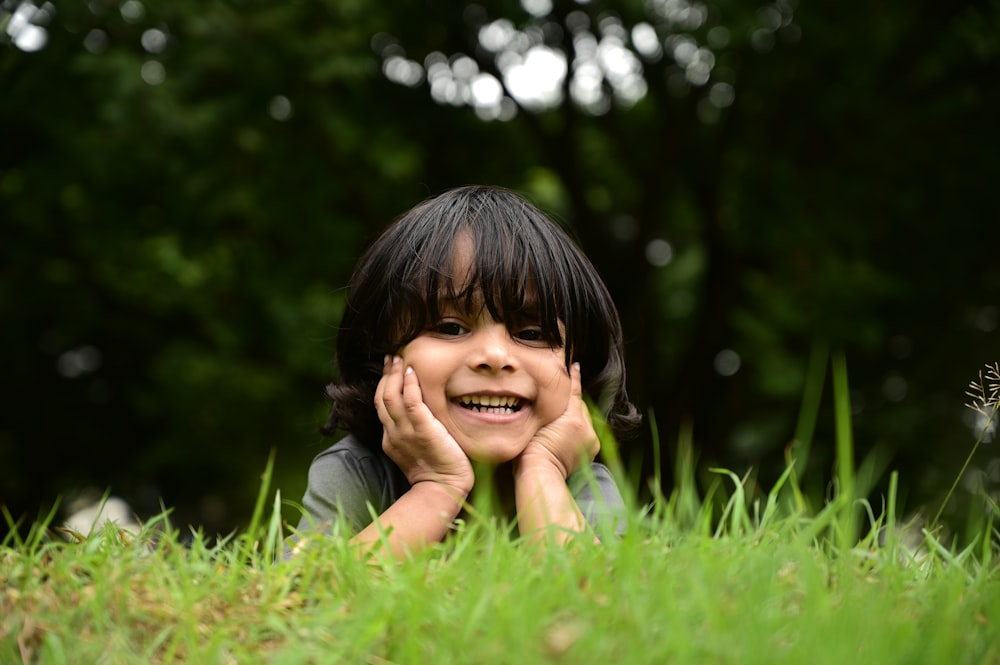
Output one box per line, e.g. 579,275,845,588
514,327,545,343
433,321,468,336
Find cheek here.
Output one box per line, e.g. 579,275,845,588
397,343,460,415
541,364,569,390
398,340,445,369
534,357,572,413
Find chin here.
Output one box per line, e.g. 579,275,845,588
463,442,528,465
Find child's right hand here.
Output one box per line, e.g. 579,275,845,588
374,355,475,496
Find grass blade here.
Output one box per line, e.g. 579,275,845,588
831,349,857,548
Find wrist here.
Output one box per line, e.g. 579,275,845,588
401,459,475,497
407,479,471,521
410,475,474,500
513,451,570,481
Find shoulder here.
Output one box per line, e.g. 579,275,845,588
307,435,399,486
298,435,409,534
568,462,620,497
310,435,382,466
569,462,627,534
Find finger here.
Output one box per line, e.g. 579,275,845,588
373,354,391,403
374,379,392,427
401,365,429,416
376,356,406,423
558,362,584,419
569,362,583,398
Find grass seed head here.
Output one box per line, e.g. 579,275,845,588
965,362,1000,419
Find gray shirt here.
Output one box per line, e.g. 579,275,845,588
295,435,626,536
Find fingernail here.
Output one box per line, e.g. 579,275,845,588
394,355,402,365
405,366,413,375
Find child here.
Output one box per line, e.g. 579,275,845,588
295,185,639,557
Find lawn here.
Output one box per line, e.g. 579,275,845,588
3,466,999,664
3,360,999,664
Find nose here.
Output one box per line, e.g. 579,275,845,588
471,323,515,372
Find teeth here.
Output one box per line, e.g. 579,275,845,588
458,395,521,408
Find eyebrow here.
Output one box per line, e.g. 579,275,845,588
435,289,481,310
433,288,543,320
509,298,542,320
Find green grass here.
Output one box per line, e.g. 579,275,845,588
3,359,1000,664
3,486,999,664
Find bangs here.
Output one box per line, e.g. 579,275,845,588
356,186,607,368
399,211,567,350
436,261,561,346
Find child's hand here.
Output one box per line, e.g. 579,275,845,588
375,355,475,495
517,363,600,479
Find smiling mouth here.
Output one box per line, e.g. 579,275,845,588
456,395,524,414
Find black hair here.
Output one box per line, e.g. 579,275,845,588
323,185,640,446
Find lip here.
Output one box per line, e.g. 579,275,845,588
451,389,530,403
449,392,532,423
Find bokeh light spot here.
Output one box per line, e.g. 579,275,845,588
521,0,552,18
268,95,293,121
119,0,145,23
383,55,424,87
882,374,908,402
975,305,998,332
645,238,674,266
503,46,566,110
140,60,165,85
5,1,54,52
631,22,662,60
479,19,516,52
57,345,102,379
708,81,734,108
707,25,730,49
714,349,741,377
141,28,167,54
471,73,503,108
83,28,108,53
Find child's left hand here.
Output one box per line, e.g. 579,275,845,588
517,363,599,479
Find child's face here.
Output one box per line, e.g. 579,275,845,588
396,238,571,464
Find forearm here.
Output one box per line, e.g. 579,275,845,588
513,458,592,545
351,480,468,560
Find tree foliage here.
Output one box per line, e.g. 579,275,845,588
2,0,999,534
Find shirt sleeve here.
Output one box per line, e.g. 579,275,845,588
568,462,628,535
295,443,390,536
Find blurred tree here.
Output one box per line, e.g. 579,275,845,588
367,0,1000,510
2,0,999,537
1,0,440,532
